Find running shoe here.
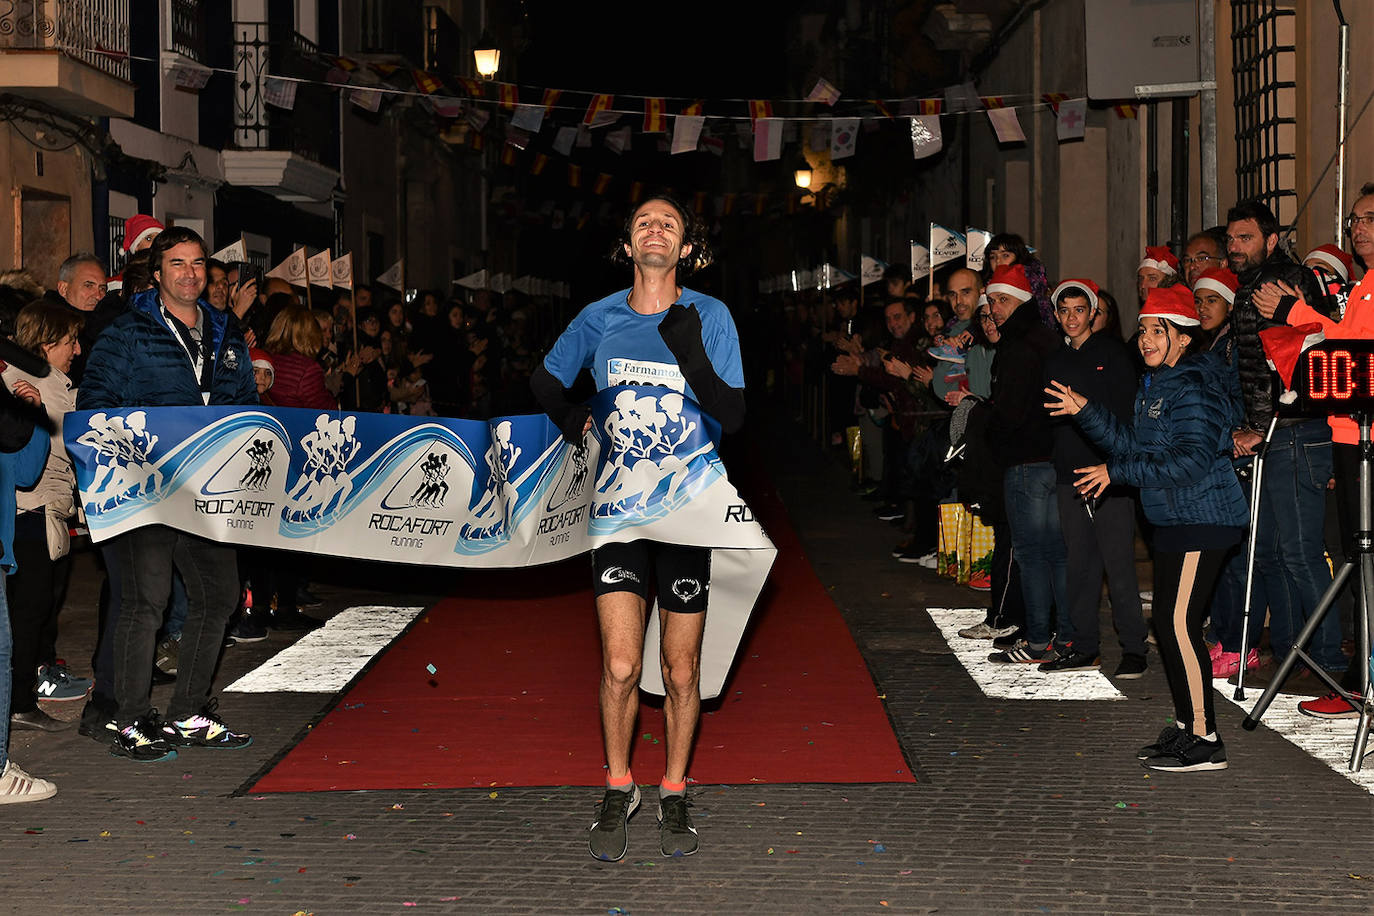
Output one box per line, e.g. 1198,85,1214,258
988,639,1055,664
1142,733,1228,772
1136,724,1185,761
154,635,180,676
111,712,178,762
657,794,699,858
927,342,967,364
588,783,640,862
79,695,119,742
160,700,252,749
1114,653,1149,680
228,613,268,643
0,760,57,804
34,662,92,701
1297,690,1362,720
957,621,1019,640
1038,649,1101,672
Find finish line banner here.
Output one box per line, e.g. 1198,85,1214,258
63,386,776,698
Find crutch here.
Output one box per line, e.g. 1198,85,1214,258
1233,415,1279,700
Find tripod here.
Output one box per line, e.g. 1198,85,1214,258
1241,412,1374,772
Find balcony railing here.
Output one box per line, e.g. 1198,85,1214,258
0,0,130,81
169,0,203,63
232,21,339,170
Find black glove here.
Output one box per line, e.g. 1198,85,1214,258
559,403,592,445
657,303,708,372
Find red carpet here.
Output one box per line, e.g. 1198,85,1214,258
249,464,913,792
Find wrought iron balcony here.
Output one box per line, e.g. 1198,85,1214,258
232,21,339,170
0,0,130,80
169,0,204,63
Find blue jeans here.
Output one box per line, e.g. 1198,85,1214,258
1004,462,1068,646
0,573,11,769
1254,420,1343,670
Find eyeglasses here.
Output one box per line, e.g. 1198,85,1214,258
977,312,996,323
1345,213,1374,233
1181,253,1221,266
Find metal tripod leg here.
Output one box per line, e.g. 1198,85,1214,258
1234,414,1279,699
1351,534,1374,770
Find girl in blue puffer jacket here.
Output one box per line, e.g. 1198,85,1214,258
1044,284,1248,774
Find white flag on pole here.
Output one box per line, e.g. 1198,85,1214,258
306,249,333,288
930,224,966,270
965,229,992,271
455,269,488,291
910,243,931,281
210,236,246,264
376,259,404,291
331,253,354,290
265,248,307,285
860,255,887,286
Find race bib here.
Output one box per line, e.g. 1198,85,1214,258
606,357,685,392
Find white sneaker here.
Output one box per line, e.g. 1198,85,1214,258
1139,590,1153,605
0,760,57,804
918,551,940,569
957,621,1019,640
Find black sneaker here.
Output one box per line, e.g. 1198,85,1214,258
991,630,1024,651
78,695,119,743
229,613,268,643
874,503,903,521
657,793,699,858
1136,724,1184,760
1039,649,1101,672
160,699,252,749
588,783,640,861
1114,653,1148,680
1142,732,1227,772
110,712,178,762
988,639,1055,664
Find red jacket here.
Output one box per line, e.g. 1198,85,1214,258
266,352,336,411
1284,271,1374,445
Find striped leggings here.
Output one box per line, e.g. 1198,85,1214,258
1152,548,1229,737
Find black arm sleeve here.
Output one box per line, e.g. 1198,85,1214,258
657,304,746,434
530,362,592,444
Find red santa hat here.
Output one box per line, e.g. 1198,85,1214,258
1303,244,1354,283
1138,245,1180,275
1139,284,1199,326
249,348,275,384
986,264,1033,303
123,214,164,253
1259,322,1325,400
1191,266,1239,303
1051,278,1100,311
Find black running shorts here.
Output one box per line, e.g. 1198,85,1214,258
591,539,711,613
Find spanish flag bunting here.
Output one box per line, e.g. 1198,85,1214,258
1114,102,1138,119
594,172,612,195
457,77,483,97
917,98,942,115
749,99,773,122
1042,92,1068,114
870,99,893,118
470,131,484,151
369,61,401,78
331,56,358,72
629,180,644,203
568,163,582,187
681,101,703,116
499,83,518,111
584,93,614,125
413,69,441,94
500,144,517,166
542,88,562,112
531,152,548,175
643,98,667,133
980,96,1006,109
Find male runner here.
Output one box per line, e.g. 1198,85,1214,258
531,194,744,860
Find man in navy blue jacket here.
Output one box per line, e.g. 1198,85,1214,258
78,227,257,762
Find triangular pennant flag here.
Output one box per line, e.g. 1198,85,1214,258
265,248,306,284
455,269,488,291
1260,323,1325,398
210,236,246,264
376,259,404,291
672,114,705,155
263,76,297,110
510,103,544,133
490,273,512,294
331,253,353,290
910,243,931,281
583,93,614,126
987,107,1025,143
910,115,942,159
552,125,577,156
306,249,333,288
806,78,841,106
643,98,667,133
605,125,632,155
831,118,859,160
860,255,887,286
965,228,992,270
1056,97,1087,142
930,224,966,270
752,117,783,162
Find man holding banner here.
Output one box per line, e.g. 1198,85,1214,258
531,194,744,861
78,227,258,763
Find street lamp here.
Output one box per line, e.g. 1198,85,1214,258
474,32,500,79
791,148,812,189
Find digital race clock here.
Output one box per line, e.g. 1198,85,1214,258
1294,339,1374,414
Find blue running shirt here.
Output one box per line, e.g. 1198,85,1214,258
543,287,744,403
